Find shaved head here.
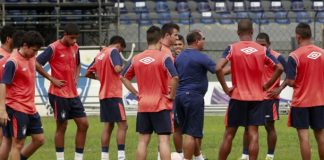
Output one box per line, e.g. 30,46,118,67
238,19,253,35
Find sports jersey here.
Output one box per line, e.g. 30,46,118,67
122,49,178,112
0,47,11,80
161,44,174,62
36,40,80,98
221,41,279,101
175,48,216,96
262,50,287,99
1,52,36,114
87,47,123,99
287,44,324,107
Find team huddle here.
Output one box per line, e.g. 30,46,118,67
0,19,323,160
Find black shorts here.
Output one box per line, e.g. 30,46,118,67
100,98,126,122
175,92,204,138
262,99,280,122
289,106,324,130
2,106,43,139
136,110,172,135
226,99,264,127
48,93,86,121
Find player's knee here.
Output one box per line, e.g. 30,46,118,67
78,121,89,132
120,122,128,131
12,141,24,150
33,135,45,147
57,121,68,132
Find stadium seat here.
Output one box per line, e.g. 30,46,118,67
249,1,263,12
270,0,284,11
235,11,249,20
155,1,169,13
176,1,190,13
274,11,290,24
316,11,324,23
114,1,128,14
251,12,269,24
233,1,246,12
214,1,228,13
197,1,212,13
7,10,24,22
137,12,152,25
200,11,215,24
133,1,149,13
296,11,311,23
26,0,40,2
120,14,132,25
157,12,172,24
313,0,324,11
178,12,193,25
291,0,305,11
5,0,20,2
219,12,234,24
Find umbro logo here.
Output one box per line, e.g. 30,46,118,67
60,54,65,58
22,68,27,71
241,47,258,55
307,52,321,60
139,57,155,64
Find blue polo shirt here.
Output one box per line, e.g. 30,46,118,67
175,48,216,96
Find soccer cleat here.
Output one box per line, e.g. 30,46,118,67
265,156,274,160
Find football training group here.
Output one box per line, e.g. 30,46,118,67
0,19,323,160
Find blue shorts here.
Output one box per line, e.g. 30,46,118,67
2,106,43,139
289,106,324,130
48,93,86,121
226,99,264,127
262,99,280,122
136,110,172,135
175,92,204,138
100,98,126,122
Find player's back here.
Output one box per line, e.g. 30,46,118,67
228,41,270,101
290,45,324,107
131,49,171,112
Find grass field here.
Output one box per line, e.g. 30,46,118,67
26,115,321,160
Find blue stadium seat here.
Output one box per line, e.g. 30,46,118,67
155,1,169,13
313,1,324,11
47,0,57,2
316,11,324,23
137,12,152,25
270,0,284,11
200,11,215,24
249,1,263,12
178,12,193,25
291,0,305,11
296,11,311,23
214,1,228,13
158,12,172,24
251,12,269,24
26,0,40,2
233,1,246,12
274,11,290,24
176,1,190,13
235,11,249,20
219,13,234,24
114,1,128,14
134,1,149,13
5,0,20,2
120,14,132,25
7,10,24,22
197,2,211,13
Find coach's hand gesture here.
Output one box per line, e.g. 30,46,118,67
0,108,9,126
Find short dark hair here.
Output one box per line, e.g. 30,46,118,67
147,26,162,45
12,30,25,49
178,34,185,44
21,31,44,48
0,25,15,44
295,23,312,39
63,23,79,35
256,32,270,44
186,30,202,45
161,23,180,37
109,36,126,48
238,19,253,34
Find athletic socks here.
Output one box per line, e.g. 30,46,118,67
194,154,204,160
20,154,28,160
117,144,125,160
56,147,64,160
101,146,109,160
74,148,84,160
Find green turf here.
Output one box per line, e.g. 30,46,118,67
27,115,320,160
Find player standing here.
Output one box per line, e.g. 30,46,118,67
121,25,178,160
85,36,127,160
35,23,89,160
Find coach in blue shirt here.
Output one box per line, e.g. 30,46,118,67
174,29,216,160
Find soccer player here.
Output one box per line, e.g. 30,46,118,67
35,23,89,160
0,31,45,160
85,36,127,160
0,25,15,143
240,33,287,160
173,34,185,58
216,19,283,160
174,30,215,160
121,25,178,160
161,23,180,59
281,23,324,160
